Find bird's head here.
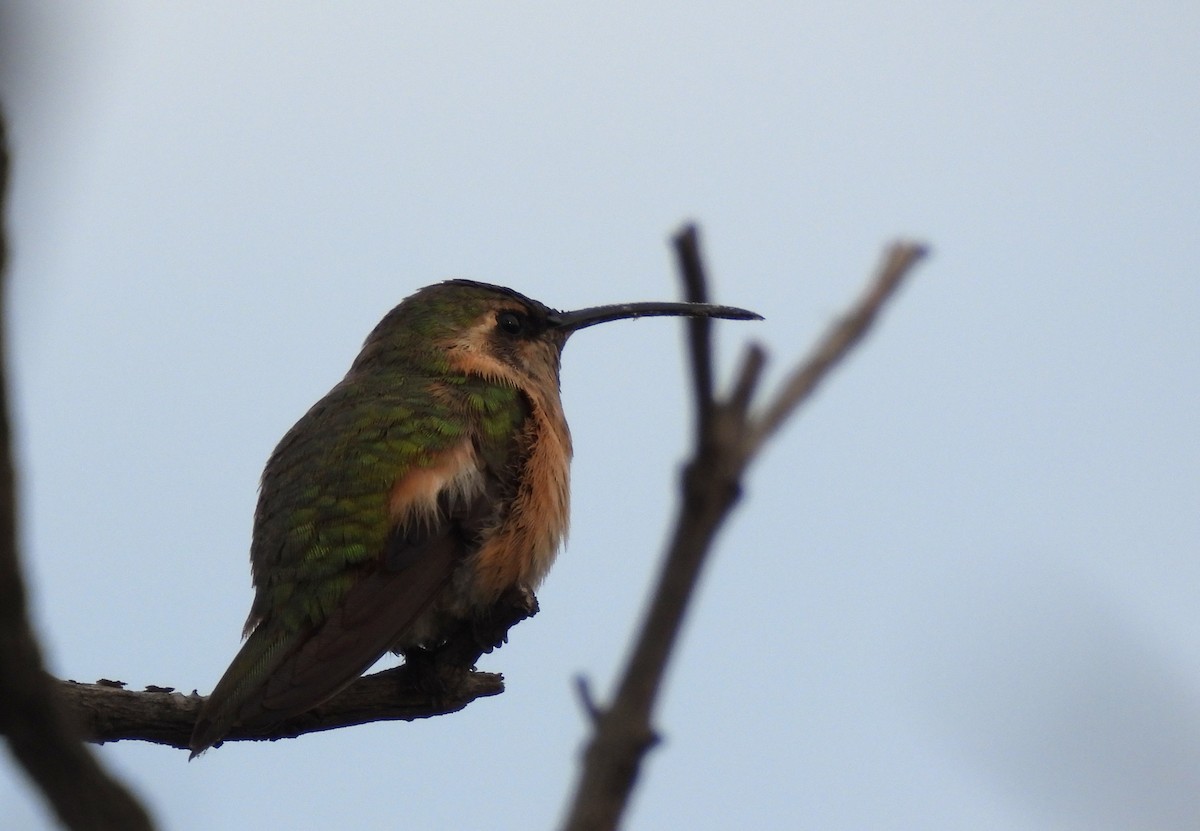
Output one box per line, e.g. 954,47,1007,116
351,279,761,391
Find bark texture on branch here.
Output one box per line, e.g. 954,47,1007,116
60,585,537,752
59,668,504,750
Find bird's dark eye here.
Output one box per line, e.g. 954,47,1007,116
497,311,525,336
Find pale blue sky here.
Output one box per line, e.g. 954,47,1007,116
2,4,1198,829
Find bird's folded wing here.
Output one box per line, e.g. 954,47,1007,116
251,522,463,720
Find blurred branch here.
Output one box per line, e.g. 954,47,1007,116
561,224,928,831
745,241,928,455
0,114,156,829
59,587,536,751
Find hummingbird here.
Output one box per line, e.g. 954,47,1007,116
189,279,759,756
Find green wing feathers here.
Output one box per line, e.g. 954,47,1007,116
190,371,528,756
189,522,465,757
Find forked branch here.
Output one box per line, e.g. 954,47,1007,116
560,225,927,831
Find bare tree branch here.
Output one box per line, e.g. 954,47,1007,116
561,225,927,831
0,112,156,830
58,669,504,750
58,585,537,752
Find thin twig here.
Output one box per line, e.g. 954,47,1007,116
673,225,716,433
573,676,602,725
746,241,927,456
729,342,768,420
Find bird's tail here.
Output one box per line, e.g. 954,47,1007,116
189,622,295,758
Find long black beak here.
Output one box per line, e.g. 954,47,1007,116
549,301,762,333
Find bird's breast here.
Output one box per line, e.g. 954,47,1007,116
465,392,572,605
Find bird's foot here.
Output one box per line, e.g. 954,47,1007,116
398,587,540,703
472,586,541,655
398,646,450,697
